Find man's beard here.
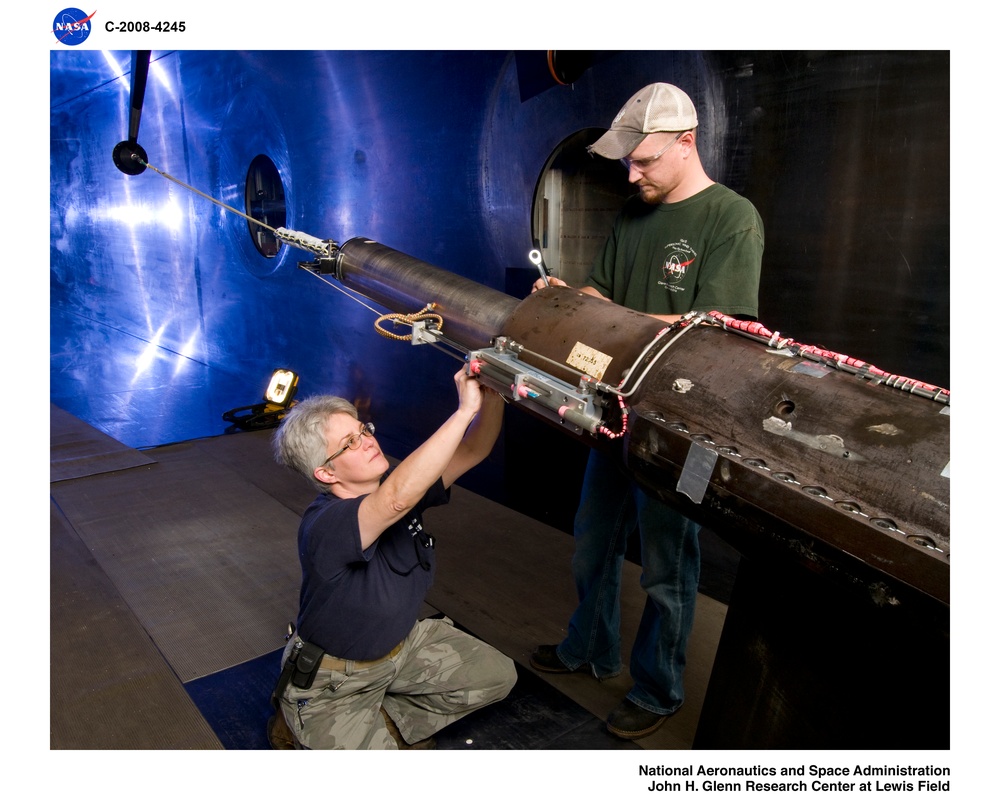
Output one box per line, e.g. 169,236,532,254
638,183,667,205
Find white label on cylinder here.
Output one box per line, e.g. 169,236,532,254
566,342,613,381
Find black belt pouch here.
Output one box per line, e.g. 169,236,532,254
291,641,325,689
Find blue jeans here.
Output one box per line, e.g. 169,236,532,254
557,450,701,716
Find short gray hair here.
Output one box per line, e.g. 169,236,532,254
273,395,359,493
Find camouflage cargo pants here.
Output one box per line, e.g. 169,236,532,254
278,616,517,749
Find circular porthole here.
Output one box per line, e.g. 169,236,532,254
530,129,633,287
244,154,286,258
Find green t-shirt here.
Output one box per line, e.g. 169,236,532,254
586,182,764,318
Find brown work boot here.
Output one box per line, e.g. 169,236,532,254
605,697,671,740
267,711,298,750
380,707,436,750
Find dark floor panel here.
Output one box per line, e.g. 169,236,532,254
51,501,223,750
541,717,640,750
432,664,639,750
50,441,302,681
184,648,282,750
185,648,635,751
188,429,318,515
50,404,155,482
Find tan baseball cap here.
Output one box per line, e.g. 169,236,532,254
588,83,699,160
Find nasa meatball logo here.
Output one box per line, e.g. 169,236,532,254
659,241,697,291
52,8,95,45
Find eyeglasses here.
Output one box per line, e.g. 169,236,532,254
621,131,685,172
322,421,375,467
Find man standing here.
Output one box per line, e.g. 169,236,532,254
530,83,763,739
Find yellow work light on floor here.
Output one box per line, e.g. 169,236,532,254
223,369,300,431
265,369,299,406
